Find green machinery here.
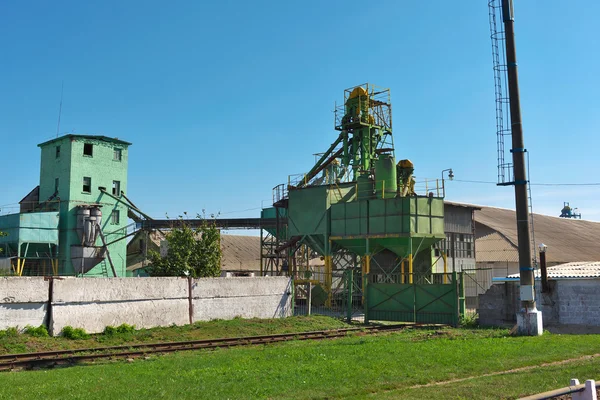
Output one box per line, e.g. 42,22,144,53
262,84,455,322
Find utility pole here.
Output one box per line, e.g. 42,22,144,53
501,0,543,335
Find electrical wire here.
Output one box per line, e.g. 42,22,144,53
451,179,600,187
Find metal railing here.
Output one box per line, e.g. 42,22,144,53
275,176,446,205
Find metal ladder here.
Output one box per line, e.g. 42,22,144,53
527,154,538,269
489,0,537,269
100,260,109,277
488,0,513,185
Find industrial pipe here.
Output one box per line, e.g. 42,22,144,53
539,243,549,293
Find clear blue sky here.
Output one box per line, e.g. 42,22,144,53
1,0,599,224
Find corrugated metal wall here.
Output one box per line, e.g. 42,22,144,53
444,205,473,234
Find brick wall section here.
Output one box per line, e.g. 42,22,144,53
557,280,600,325
478,279,599,328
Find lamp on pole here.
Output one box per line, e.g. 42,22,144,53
441,168,454,198
539,243,549,293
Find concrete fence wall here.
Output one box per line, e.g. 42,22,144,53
478,279,600,328
0,277,49,330
192,277,292,321
0,276,292,335
51,278,191,334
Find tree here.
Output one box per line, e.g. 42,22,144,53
147,215,221,278
0,230,6,254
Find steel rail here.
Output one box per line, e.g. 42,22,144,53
0,324,413,371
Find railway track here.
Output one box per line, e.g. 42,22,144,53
0,324,412,371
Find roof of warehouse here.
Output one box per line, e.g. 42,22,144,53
472,205,600,263
220,235,260,271
507,261,600,279
445,201,481,210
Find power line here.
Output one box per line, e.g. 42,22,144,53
452,179,600,187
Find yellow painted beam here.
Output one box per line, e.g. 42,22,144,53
401,260,405,284
324,255,332,307
443,252,448,284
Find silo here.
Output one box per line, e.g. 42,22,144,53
374,155,397,198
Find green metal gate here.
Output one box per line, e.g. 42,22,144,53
366,272,463,326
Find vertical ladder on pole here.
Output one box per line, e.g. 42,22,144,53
490,0,537,269
527,153,538,269
488,0,513,185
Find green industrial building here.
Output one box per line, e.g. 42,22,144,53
0,134,131,277
260,84,462,324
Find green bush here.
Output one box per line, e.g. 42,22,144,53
460,313,479,328
61,326,90,340
103,323,136,336
0,327,19,339
24,325,49,337
104,326,117,336
116,323,136,334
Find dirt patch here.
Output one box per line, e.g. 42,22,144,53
545,324,600,335
408,354,600,390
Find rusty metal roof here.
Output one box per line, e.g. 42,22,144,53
507,261,600,279
220,235,261,271
474,205,600,264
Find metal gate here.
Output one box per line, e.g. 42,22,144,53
293,268,365,323
366,272,463,326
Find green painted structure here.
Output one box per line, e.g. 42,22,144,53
262,84,461,323
0,134,131,276
38,135,131,276
0,212,59,275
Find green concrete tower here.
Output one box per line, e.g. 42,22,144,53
38,134,131,276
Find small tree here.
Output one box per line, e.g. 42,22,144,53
147,214,221,278
0,231,6,255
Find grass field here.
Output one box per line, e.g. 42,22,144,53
0,315,349,355
1,317,599,399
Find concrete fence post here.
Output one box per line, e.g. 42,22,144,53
571,379,598,400
306,283,312,316
45,276,53,334
187,276,193,325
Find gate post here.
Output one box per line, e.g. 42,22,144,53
346,269,353,323
459,272,466,318
453,271,459,327
306,282,312,316
413,279,417,323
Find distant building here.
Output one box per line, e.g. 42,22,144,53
432,202,479,274
126,231,261,276
474,205,600,278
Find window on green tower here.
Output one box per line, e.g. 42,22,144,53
111,210,120,225
83,143,93,157
83,177,91,193
112,180,120,196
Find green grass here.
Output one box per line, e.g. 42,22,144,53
374,358,600,399
0,315,349,355
0,325,599,399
